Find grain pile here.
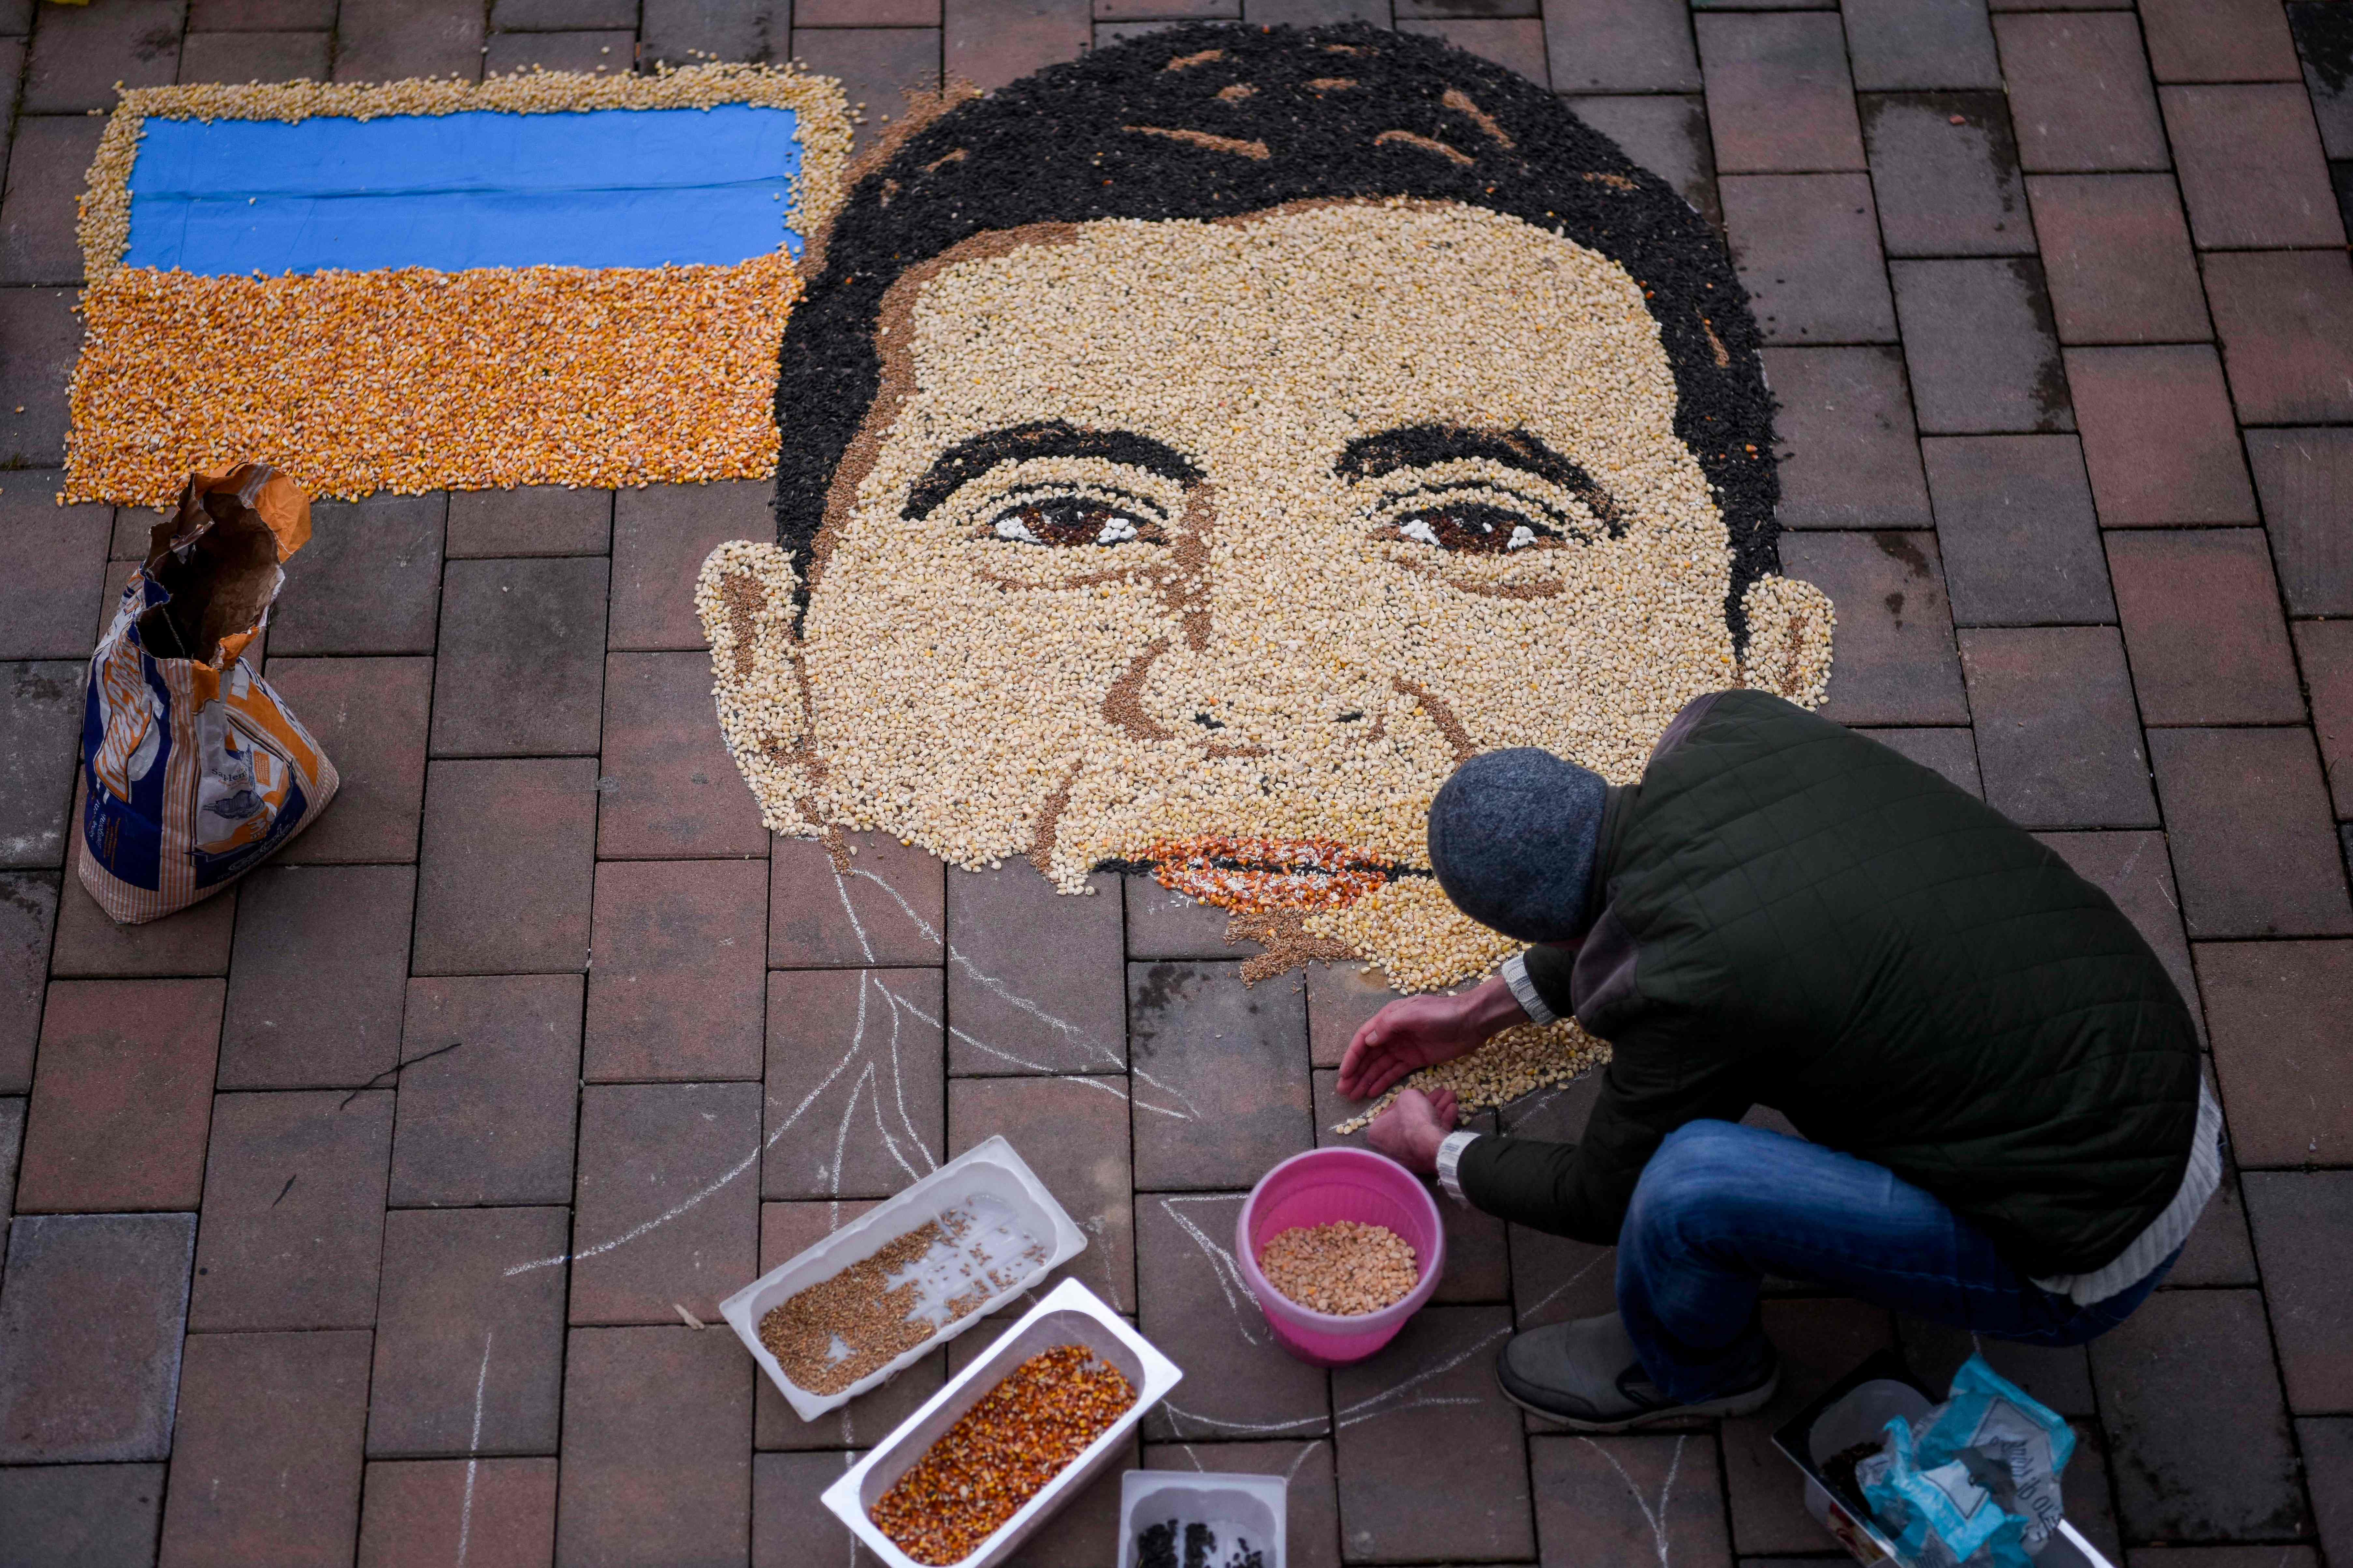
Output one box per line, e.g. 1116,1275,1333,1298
689,26,1836,1116
758,1220,950,1396
758,1202,1048,1396
869,1345,1135,1564
65,63,849,506
1257,1220,1420,1315
71,255,801,506
1330,1016,1614,1132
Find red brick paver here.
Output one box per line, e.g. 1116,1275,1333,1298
17,977,220,1212
188,1090,394,1332
368,1207,570,1458
586,858,768,1082
161,1328,373,1567
555,1326,752,1568
356,1458,558,1568
0,1212,194,1462
2027,173,2209,346
2087,1290,2308,1541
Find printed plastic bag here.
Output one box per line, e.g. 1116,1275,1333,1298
79,464,337,923
1914,1355,2075,1552
1857,1409,2028,1568
1855,1354,2075,1567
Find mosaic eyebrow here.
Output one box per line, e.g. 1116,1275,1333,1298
902,420,1204,520
1335,424,1628,535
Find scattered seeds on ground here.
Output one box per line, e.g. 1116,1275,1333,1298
1258,1219,1420,1315
869,1345,1136,1565
1329,1016,1614,1132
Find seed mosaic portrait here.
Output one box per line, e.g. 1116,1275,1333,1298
699,24,1836,1104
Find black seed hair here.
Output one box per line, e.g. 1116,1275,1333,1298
902,420,1204,520
773,21,1781,645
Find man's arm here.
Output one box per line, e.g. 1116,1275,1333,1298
1451,1021,1753,1243
1336,974,1530,1101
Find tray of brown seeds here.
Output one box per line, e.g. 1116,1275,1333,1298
719,1136,1088,1422
823,1278,1184,1568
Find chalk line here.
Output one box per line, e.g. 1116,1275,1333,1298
457,1330,493,1568
827,1061,876,1232
1157,1193,1263,1343
1582,1432,1684,1568
1524,1247,1612,1321
830,866,877,964
884,985,1191,1120
882,986,939,1170
1335,1325,1511,1429
852,865,1136,1077
1159,1405,1330,1437
508,869,1198,1276
506,970,874,1276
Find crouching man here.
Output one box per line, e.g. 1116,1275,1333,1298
1348,689,2215,1432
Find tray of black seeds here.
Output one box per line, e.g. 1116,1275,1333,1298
719,1136,1088,1421
1118,1470,1287,1568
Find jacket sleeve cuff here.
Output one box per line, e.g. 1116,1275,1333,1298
1500,953,1558,1026
1435,1129,1483,1208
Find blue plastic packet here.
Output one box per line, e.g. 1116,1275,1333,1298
1913,1355,2075,1553
1856,1414,2028,1568
1854,1353,2076,1565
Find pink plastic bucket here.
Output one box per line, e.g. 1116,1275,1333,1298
1236,1147,1446,1367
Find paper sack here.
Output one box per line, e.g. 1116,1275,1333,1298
78,464,337,923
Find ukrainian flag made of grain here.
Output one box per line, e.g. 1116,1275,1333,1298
66,65,850,507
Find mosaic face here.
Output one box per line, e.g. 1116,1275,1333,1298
702,198,1832,991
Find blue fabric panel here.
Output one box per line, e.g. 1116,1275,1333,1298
125,105,806,274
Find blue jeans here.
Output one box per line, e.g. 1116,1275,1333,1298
1616,1120,2175,1403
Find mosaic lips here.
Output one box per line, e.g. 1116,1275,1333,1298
1137,833,1414,913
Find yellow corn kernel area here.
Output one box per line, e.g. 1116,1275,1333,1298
65,253,801,507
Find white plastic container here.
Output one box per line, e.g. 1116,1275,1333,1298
821,1278,1184,1568
718,1135,1087,1422
1117,1469,1287,1568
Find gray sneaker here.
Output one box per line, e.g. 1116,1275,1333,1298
1494,1311,1779,1432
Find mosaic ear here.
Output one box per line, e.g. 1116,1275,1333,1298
695,540,823,837
1736,574,1837,709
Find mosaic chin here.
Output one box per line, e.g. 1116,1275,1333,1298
699,23,1834,994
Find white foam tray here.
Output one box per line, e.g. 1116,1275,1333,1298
1117,1469,1288,1568
718,1135,1088,1423
822,1278,1184,1568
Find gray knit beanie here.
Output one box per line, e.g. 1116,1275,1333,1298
1426,748,1609,943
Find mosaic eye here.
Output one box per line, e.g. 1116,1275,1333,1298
990,496,1159,547
1392,503,1558,555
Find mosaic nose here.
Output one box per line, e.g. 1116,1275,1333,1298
1103,634,1392,757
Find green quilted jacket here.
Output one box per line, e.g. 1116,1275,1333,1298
1457,690,2203,1277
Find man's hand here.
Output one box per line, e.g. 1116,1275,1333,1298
1366,1088,1460,1174
1336,974,1530,1101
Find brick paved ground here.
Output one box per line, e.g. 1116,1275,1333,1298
1,0,2351,1563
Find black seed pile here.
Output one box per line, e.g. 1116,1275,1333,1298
1134,1518,1268,1568
771,21,1781,647
903,419,1205,520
